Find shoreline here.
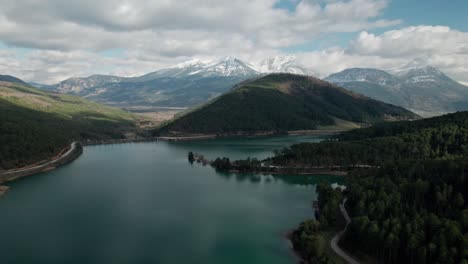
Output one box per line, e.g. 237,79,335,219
79,129,345,146
0,142,83,193
0,186,9,197
223,169,348,176
157,128,348,142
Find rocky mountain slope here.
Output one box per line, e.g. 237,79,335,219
325,66,468,117
35,57,261,108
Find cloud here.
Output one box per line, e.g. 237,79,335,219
2,1,467,86
0,0,396,52
294,26,468,84
0,0,401,83
348,26,468,57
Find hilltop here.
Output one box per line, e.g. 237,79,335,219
158,73,418,136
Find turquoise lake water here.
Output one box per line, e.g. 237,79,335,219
0,135,343,264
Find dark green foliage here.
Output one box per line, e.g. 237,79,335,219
212,157,263,172
0,82,137,170
339,111,468,140
343,159,468,264
271,112,468,167
159,73,417,135
188,151,195,163
291,182,343,263
212,157,232,170
316,182,343,227
273,111,468,263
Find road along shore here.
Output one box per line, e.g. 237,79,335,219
0,142,83,196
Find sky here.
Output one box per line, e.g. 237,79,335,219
0,0,467,84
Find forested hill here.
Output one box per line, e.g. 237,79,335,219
270,111,468,167
214,110,468,263
0,79,142,170
269,111,468,263
158,73,418,136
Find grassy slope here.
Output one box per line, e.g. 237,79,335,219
158,73,418,135
0,81,139,169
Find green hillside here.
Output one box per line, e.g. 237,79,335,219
158,73,419,136
0,80,141,169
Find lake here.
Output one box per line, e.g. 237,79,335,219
0,135,343,264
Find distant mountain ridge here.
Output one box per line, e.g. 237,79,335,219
325,66,468,117
30,56,315,108
29,58,468,114
158,73,418,136
33,57,262,108
0,74,28,85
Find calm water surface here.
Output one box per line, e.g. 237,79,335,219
0,135,342,264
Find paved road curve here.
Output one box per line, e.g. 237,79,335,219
330,198,360,264
0,142,78,177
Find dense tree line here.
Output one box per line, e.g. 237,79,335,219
285,112,468,263
212,157,262,172
271,112,468,167
343,159,468,263
212,111,468,263
0,90,137,170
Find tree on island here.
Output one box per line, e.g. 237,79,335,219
188,151,195,164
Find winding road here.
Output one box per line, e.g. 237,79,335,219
330,198,360,264
0,142,79,180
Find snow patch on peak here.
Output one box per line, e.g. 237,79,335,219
325,68,399,86
172,57,258,78
256,55,310,75
394,65,448,83
175,58,211,69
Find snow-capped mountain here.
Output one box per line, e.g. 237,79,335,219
137,57,259,81
325,68,400,87
35,57,263,108
200,57,259,77
54,75,125,95
325,66,468,117
256,55,311,75
394,65,451,84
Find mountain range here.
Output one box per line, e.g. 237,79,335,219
158,73,418,136
28,57,468,117
324,66,468,117
29,56,310,108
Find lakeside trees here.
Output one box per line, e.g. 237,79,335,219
344,159,468,263
291,183,344,264
218,111,468,263
271,112,468,167
286,112,468,263
0,82,138,169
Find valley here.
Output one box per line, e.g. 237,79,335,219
2,61,468,264
2,1,468,264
